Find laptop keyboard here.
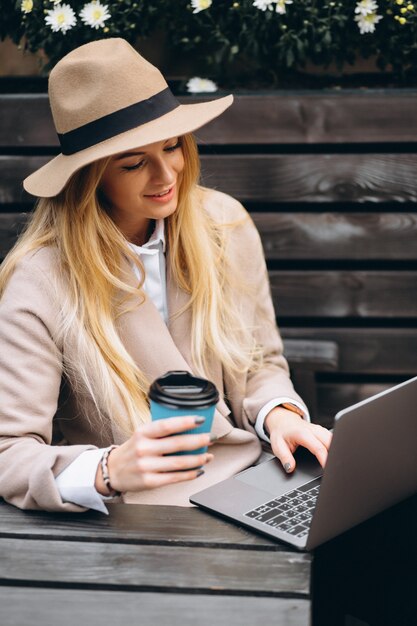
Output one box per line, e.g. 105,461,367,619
243,477,322,540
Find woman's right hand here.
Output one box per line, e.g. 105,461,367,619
95,416,214,496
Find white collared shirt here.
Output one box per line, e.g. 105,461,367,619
128,218,168,323
56,219,308,512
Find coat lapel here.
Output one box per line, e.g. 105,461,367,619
115,256,233,440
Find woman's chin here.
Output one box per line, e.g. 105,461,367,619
143,196,178,219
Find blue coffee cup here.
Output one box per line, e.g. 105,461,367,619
149,370,219,455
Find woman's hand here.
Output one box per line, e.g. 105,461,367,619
95,416,214,495
264,406,332,473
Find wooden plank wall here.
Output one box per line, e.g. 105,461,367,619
1,91,417,426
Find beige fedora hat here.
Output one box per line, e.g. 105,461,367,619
24,38,233,198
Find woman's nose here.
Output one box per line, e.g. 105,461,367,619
151,158,176,185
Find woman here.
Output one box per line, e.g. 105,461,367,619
0,38,331,513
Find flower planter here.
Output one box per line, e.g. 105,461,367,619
0,35,410,91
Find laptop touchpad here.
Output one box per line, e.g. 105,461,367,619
236,449,323,495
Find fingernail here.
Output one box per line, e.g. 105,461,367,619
206,454,214,463
209,433,218,442
196,469,205,477
194,416,205,424
284,462,292,473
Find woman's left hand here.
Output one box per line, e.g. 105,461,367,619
264,407,332,473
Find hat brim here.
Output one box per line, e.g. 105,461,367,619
23,94,233,198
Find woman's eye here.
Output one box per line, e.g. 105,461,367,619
122,141,181,171
165,140,182,152
123,160,145,171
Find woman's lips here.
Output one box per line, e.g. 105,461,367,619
144,185,175,202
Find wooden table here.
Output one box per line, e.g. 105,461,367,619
1,494,417,626
0,500,311,626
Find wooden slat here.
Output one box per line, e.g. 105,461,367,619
284,339,338,371
316,382,392,428
0,588,310,626
2,154,417,204
0,502,277,547
2,92,417,145
0,95,57,148
3,212,417,262
193,92,417,144
0,537,310,595
0,212,27,258
253,212,417,261
200,154,417,203
270,271,417,318
283,328,417,375
0,156,43,204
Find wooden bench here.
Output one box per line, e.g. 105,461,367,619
2,89,417,425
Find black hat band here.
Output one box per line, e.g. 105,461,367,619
57,87,180,156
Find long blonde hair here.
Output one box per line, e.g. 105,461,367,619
0,134,262,435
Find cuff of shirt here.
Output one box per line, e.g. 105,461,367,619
55,448,118,514
254,397,310,444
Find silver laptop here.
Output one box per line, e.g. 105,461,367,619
190,376,417,551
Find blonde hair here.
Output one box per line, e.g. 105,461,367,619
0,134,262,435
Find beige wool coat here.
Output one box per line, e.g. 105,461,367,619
0,187,305,512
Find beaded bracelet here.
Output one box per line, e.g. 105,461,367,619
100,445,121,497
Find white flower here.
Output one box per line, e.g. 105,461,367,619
45,3,77,33
253,0,270,10
354,0,379,16
186,77,218,93
190,0,212,14
275,0,293,13
79,1,111,29
253,0,293,13
21,0,33,13
355,11,383,33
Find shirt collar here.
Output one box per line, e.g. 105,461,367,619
129,219,166,253
148,218,166,251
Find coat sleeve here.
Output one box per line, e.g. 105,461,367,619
242,223,305,423
219,195,306,430
0,256,97,511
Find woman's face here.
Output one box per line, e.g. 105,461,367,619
99,136,185,243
